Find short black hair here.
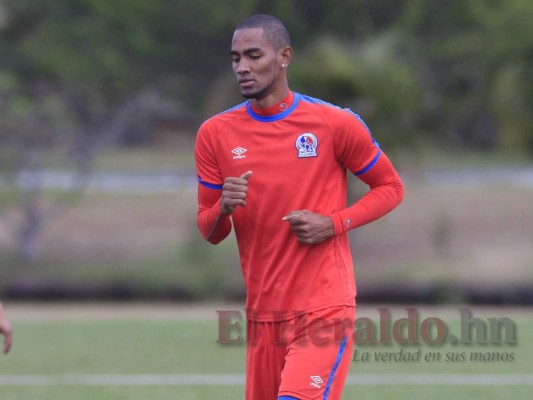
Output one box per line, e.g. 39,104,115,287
235,14,291,50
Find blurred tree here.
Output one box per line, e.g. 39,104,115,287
0,72,172,261
398,0,533,151
0,0,184,261
290,32,422,149
475,0,533,152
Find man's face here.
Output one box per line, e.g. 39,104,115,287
230,28,283,100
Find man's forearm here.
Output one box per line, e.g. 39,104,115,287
329,152,404,235
197,186,232,244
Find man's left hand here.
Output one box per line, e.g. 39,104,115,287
282,210,334,245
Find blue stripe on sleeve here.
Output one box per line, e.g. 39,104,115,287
323,336,348,400
197,175,223,190
353,149,382,176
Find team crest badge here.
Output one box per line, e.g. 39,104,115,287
296,133,318,158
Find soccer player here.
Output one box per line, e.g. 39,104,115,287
195,14,404,400
0,302,12,354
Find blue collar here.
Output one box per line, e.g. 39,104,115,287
246,93,301,122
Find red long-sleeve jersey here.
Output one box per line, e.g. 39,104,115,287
195,91,404,321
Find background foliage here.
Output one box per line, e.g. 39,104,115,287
2,0,533,150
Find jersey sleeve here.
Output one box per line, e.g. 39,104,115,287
195,122,232,244
330,112,404,234
334,111,382,175
195,121,224,190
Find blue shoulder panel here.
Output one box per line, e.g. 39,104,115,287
300,94,382,175
216,100,248,116
300,95,380,147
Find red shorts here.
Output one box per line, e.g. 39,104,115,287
245,306,355,400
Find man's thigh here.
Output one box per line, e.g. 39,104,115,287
278,306,355,400
246,320,287,400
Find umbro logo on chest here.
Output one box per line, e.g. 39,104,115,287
231,147,247,159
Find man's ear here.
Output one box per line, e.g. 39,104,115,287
280,46,293,68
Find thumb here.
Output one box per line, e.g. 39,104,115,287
240,171,253,181
282,210,302,221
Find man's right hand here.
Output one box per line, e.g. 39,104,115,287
0,303,12,355
221,171,252,215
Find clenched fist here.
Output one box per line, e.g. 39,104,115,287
221,171,252,215
282,209,334,245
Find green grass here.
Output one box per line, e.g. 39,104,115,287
1,386,530,400
343,386,533,399
0,304,531,399
6,320,240,374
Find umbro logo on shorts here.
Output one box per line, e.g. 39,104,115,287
309,375,323,389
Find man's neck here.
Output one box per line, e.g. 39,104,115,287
249,79,290,110
249,90,293,117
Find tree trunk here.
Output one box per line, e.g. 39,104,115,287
16,197,43,263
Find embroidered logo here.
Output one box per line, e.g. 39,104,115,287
296,133,318,158
231,147,247,159
343,218,352,229
310,375,323,389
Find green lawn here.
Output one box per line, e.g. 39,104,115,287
0,304,531,399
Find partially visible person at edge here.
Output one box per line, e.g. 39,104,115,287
0,302,13,354
195,14,404,400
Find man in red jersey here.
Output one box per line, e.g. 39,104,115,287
195,14,404,400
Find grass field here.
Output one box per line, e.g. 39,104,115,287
0,303,531,400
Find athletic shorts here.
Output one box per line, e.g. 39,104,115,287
245,306,355,400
